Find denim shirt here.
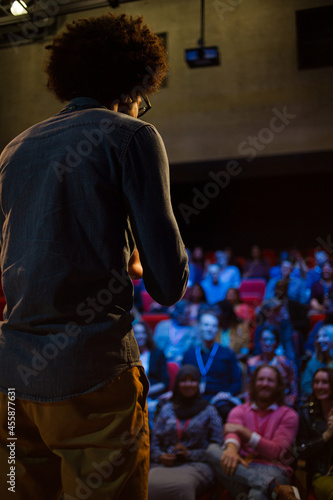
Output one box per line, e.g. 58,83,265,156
0,97,188,401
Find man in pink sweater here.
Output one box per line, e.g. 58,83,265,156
206,365,300,500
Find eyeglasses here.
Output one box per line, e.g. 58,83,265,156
137,94,152,118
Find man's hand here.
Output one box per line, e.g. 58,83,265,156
128,247,143,279
224,423,252,443
220,443,249,476
159,453,177,467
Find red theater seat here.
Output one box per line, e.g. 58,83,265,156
309,314,325,330
239,279,266,305
141,313,170,331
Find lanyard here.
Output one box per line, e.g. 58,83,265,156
195,342,219,377
176,418,191,441
254,410,272,436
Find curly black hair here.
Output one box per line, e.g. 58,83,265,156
44,13,169,104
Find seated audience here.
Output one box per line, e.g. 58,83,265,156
149,365,223,500
309,260,333,315
270,251,303,280
289,248,308,279
133,321,169,398
304,297,333,355
133,321,169,427
182,311,242,421
188,246,205,286
217,299,250,360
206,365,300,500
270,251,290,279
215,249,241,290
301,325,333,398
265,260,308,305
306,250,329,291
243,244,270,280
201,264,227,305
226,287,254,326
258,278,299,368
185,283,208,325
246,326,297,407
154,300,200,363
297,368,333,500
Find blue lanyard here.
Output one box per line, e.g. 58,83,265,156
195,343,219,378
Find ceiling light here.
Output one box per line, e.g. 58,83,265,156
10,0,28,16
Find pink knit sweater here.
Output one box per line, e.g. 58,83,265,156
225,402,299,472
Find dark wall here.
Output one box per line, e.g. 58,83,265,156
171,171,333,256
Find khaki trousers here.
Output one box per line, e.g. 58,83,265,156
0,366,149,500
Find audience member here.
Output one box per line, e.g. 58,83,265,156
133,321,169,398
206,365,300,500
154,300,200,363
289,248,308,279
201,264,227,305
149,365,223,500
270,251,303,280
270,251,290,279
304,297,333,355
188,246,205,285
243,244,270,280
297,368,333,499
215,250,242,290
217,299,250,360
309,260,333,315
306,250,329,291
185,283,208,325
226,287,254,325
246,326,297,407
182,311,242,421
265,260,308,305
301,325,333,397
258,278,299,368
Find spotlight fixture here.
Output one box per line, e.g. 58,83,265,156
10,0,28,15
185,0,220,68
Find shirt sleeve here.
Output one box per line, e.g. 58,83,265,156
224,404,246,448
122,124,189,306
252,408,299,461
187,405,223,462
150,404,171,463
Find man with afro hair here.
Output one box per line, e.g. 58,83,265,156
0,12,188,500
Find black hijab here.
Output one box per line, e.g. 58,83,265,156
172,365,209,420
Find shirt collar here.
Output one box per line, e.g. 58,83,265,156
251,402,278,411
59,97,107,114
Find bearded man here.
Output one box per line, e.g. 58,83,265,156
206,364,301,500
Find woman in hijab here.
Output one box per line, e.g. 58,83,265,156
148,365,223,500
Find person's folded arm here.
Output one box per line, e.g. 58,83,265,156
250,410,299,461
